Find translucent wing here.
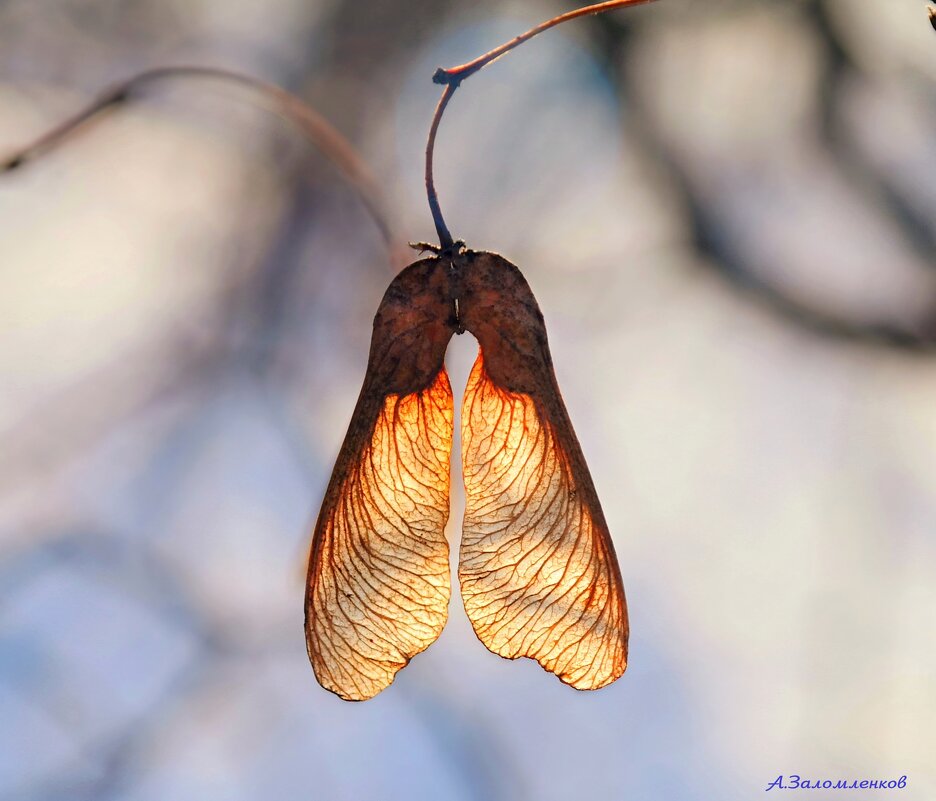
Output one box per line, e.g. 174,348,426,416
306,258,456,701
458,251,628,690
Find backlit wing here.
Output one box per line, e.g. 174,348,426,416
306,258,456,701
458,251,628,690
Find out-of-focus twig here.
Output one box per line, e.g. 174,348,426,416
1,65,402,263
592,10,936,353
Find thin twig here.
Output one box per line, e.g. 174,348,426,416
1,65,398,255
434,0,656,87
424,0,658,251
425,83,457,251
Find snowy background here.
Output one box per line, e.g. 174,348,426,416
1,1,935,799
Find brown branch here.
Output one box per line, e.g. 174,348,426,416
433,0,656,87
424,0,658,251
425,83,457,251
1,65,399,258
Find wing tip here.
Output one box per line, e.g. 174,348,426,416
467,625,629,692
305,608,450,702
309,653,411,702
538,652,629,692
558,659,628,692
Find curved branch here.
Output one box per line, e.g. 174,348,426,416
424,0,658,251
425,83,457,251
433,0,656,88
1,66,398,256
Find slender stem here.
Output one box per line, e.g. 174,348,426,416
437,0,657,86
425,83,457,251
2,65,397,253
424,0,658,250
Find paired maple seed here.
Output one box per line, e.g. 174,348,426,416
307,0,655,700
2,0,656,701
306,248,628,699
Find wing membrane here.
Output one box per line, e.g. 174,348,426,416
306,258,455,700
458,252,628,690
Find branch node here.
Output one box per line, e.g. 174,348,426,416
2,155,24,172
104,88,131,106
409,239,465,256
432,68,462,88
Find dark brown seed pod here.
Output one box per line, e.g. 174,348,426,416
305,251,628,699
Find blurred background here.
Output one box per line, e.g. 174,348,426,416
1,0,935,798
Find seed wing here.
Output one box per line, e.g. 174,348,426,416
458,251,628,690
306,258,455,701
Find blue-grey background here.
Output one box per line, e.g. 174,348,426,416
1,1,935,799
